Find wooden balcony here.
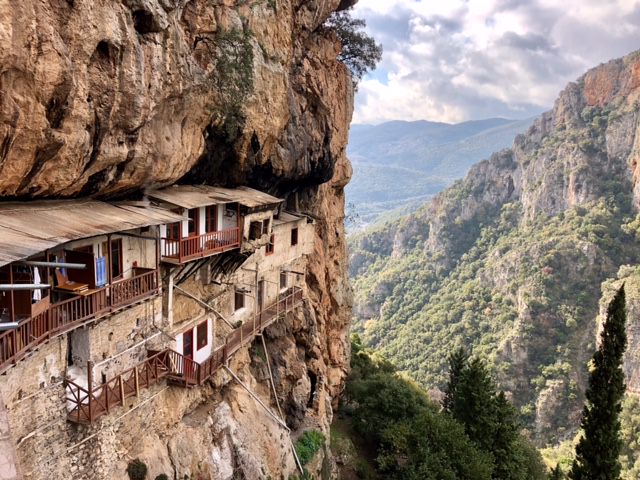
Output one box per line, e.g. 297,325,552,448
65,287,304,423
0,269,159,374
170,287,304,387
160,227,241,264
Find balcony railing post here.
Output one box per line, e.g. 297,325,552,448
87,360,94,422
119,376,125,407
154,357,159,383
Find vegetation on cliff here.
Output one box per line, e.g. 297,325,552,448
333,337,545,479
325,8,382,87
570,287,627,479
349,51,640,446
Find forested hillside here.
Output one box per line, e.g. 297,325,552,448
349,50,640,445
346,118,533,229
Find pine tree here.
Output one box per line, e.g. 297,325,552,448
443,347,469,413
493,392,526,479
550,464,564,480
570,286,627,480
444,350,547,479
454,358,498,454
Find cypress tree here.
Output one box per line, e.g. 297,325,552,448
569,286,627,480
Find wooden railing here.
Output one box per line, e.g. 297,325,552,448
110,270,157,308
65,350,172,424
65,287,305,423
170,287,305,387
0,271,160,374
161,227,240,263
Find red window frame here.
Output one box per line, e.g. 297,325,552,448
206,205,217,233
196,321,208,350
266,234,275,255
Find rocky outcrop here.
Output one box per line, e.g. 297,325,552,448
0,0,351,198
0,0,354,478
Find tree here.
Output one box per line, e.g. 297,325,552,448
570,286,627,480
550,465,564,480
443,351,547,480
443,347,469,414
449,357,497,455
324,9,382,87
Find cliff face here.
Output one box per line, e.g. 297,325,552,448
0,0,353,478
350,50,640,445
0,0,352,198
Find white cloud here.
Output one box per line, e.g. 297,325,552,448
351,0,640,124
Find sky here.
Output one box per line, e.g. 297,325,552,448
351,0,640,125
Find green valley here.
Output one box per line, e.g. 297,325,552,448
348,50,640,451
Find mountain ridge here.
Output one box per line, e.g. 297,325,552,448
349,49,640,447
346,116,534,229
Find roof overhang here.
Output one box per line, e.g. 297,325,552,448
0,200,183,267
148,185,283,211
273,211,306,226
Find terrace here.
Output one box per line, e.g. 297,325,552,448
149,185,283,264
0,200,182,374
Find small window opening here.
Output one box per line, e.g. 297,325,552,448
249,221,262,240
266,234,275,255
196,321,208,350
235,291,245,311
291,227,298,246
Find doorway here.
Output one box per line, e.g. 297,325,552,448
183,329,194,359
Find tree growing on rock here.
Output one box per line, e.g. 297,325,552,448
324,9,382,87
570,286,627,480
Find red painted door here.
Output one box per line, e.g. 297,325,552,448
183,330,193,359
183,329,195,382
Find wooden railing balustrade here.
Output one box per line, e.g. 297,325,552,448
66,350,172,424
0,270,159,374
65,287,304,424
161,227,241,263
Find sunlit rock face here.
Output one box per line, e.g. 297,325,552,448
0,0,352,199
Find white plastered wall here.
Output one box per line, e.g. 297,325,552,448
174,317,213,364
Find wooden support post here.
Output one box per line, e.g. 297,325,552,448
134,366,139,397
87,361,94,422
119,376,125,407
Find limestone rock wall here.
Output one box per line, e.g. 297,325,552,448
0,0,351,198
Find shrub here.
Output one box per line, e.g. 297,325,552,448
295,430,326,465
126,459,148,480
